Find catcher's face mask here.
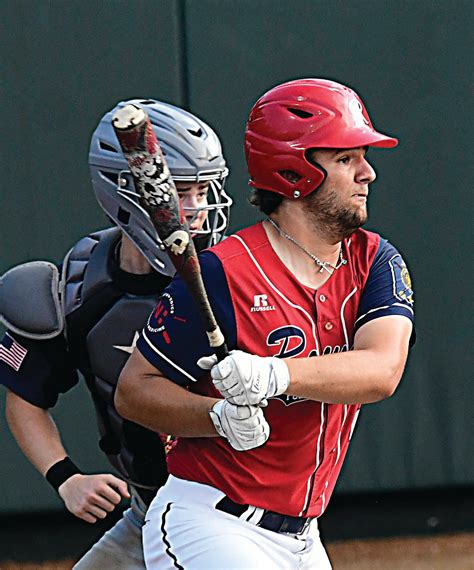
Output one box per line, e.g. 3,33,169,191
89,98,231,276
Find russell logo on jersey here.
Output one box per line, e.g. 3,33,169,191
250,294,276,312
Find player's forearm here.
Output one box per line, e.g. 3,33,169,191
116,356,219,436
285,316,411,404
5,390,68,475
285,348,405,404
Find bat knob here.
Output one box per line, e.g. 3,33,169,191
112,104,147,130
163,230,190,255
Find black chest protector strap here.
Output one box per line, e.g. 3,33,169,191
62,228,122,375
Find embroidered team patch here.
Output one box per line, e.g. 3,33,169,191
0,333,28,371
147,292,186,344
389,255,414,305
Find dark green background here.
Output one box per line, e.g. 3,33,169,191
1,0,473,513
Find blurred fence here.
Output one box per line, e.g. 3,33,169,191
1,0,473,514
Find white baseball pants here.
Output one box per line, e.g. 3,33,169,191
143,475,332,569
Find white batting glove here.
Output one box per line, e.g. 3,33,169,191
208,400,270,451
198,350,290,406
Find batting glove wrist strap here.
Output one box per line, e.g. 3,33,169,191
267,357,291,399
209,400,227,439
45,457,82,492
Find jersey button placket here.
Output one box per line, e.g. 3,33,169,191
324,322,333,331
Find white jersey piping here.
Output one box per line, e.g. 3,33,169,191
141,328,198,383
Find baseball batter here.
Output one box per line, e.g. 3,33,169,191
0,99,231,568
117,78,415,569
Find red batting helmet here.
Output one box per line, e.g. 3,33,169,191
245,78,398,199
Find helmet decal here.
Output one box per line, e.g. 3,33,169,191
348,98,370,127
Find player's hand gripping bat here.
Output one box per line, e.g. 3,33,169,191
112,104,228,361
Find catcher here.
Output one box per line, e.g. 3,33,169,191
0,98,231,569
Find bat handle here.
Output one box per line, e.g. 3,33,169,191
207,326,229,361
214,342,229,362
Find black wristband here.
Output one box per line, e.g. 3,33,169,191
45,457,82,492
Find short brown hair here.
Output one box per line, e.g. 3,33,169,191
249,188,284,215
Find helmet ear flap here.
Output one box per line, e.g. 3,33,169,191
302,150,328,196
289,163,326,199
247,147,326,199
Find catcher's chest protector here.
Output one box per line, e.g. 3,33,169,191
63,227,168,491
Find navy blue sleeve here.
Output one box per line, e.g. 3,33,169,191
0,331,79,408
136,251,237,386
355,239,415,335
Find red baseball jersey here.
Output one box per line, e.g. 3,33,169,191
137,223,414,517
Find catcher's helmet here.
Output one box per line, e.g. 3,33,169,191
89,98,231,276
245,78,398,199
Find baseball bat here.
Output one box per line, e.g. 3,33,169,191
112,104,228,361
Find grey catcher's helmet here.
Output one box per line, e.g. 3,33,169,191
89,98,232,276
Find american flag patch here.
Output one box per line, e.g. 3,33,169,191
0,333,28,371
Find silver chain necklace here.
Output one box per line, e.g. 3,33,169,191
267,217,347,275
